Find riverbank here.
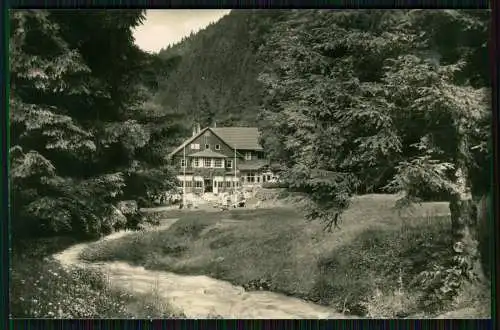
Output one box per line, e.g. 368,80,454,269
54,218,347,318
80,194,489,318
11,229,184,319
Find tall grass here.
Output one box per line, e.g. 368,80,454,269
312,215,453,316
11,237,183,318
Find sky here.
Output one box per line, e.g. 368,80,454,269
133,10,231,53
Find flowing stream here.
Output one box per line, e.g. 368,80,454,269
53,218,349,319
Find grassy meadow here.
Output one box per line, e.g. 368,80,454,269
80,194,490,318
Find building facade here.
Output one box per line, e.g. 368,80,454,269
168,125,277,194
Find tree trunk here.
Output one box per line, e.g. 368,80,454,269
476,193,491,277
449,168,484,281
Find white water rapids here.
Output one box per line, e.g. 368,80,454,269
53,218,349,319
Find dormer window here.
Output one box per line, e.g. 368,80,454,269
205,144,210,150
180,159,186,167
215,144,221,150
245,152,252,160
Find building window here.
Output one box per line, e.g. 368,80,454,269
256,176,260,183
190,143,200,150
185,181,192,188
204,158,211,167
205,144,210,150
218,182,223,188
195,181,202,188
180,159,186,167
215,144,221,150
263,175,266,183
226,181,231,188
214,159,223,168
245,152,252,160
193,158,199,167
226,160,233,168
247,172,255,183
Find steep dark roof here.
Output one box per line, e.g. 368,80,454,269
212,127,263,150
167,127,211,159
188,150,228,158
167,126,262,159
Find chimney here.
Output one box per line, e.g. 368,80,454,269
213,121,217,128
192,123,201,136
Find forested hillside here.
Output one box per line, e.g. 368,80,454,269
155,10,283,127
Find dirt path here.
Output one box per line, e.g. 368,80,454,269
53,218,348,319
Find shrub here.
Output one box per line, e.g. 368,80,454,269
170,218,212,238
312,215,453,317
125,211,145,230
123,166,179,208
122,210,162,231
262,182,287,189
361,286,416,318
416,253,480,314
143,212,162,226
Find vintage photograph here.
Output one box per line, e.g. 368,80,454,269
9,9,491,319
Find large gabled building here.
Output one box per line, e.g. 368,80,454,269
167,124,276,194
